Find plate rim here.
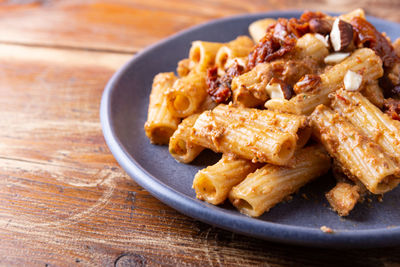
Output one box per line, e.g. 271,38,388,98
100,10,400,248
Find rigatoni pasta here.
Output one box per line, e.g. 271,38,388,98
165,68,208,117
232,33,328,107
310,104,400,194
190,104,309,165
360,80,384,108
144,72,180,145
144,9,400,219
189,40,224,71
177,58,191,77
215,36,254,72
169,114,204,163
230,62,272,107
332,89,400,164
193,154,261,205
266,48,384,115
294,33,330,63
248,18,276,42
339,8,365,23
229,145,331,217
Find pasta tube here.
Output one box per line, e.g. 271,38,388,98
232,34,328,107
177,58,191,77
332,89,400,164
190,104,309,165
339,8,366,23
393,38,400,57
248,18,276,42
215,36,254,71
193,154,261,205
144,72,180,145
331,159,368,196
229,145,331,217
266,48,384,115
189,40,224,71
296,126,312,149
294,33,330,63
264,98,301,114
199,95,218,111
169,114,204,163
231,63,271,107
165,69,208,118
225,56,248,71
360,80,384,108
310,104,400,194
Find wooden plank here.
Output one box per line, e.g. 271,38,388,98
0,43,400,266
1,0,400,264
0,0,399,53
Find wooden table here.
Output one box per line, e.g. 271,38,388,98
1,0,400,266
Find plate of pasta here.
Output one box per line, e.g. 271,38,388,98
101,9,400,247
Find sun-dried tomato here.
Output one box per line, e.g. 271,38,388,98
247,20,296,69
206,62,245,103
247,35,296,69
247,11,327,69
225,61,245,78
287,18,310,38
351,17,398,68
299,11,326,21
351,17,400,97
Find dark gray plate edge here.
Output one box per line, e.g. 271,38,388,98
100,10,400,248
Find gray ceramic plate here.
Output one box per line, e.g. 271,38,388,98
100,11,400,248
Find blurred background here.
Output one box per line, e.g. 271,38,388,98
0,0,398,53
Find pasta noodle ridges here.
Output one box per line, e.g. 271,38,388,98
145,9,400,218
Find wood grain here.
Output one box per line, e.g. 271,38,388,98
0,0,400,266
0,0,399,53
